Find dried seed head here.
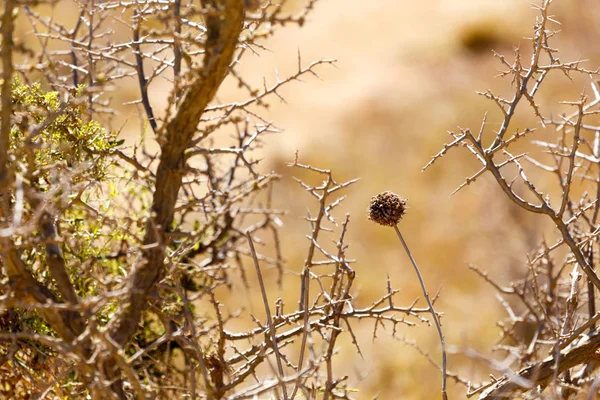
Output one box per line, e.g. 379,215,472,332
367,191,407,227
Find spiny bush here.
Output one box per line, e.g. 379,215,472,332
0,1,440,399
427,1,600,398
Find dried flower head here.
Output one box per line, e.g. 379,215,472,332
367,191,407,226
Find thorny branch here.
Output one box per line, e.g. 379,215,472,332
0,0,434,398
426,0,600,398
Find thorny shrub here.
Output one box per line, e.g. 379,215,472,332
3,0,600,399
0,0,436,399
427,0,600,398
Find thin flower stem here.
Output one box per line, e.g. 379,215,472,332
394,224,448,400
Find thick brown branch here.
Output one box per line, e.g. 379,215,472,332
40,212,79,304
0,242,86,346
479,331,600,399
110,0,245,347
0,0,15,218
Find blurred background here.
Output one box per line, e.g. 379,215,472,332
233,1,600,398
13,0,600,398
232,1,600,398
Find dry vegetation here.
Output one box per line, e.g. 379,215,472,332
3,0,600,398
425,1,600,398
0,0,439,398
